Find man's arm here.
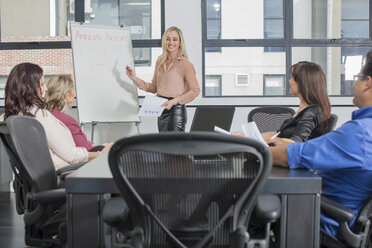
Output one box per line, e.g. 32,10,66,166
270,145,289,167
268,138,293,168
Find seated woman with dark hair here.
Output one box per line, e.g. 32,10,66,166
3,62,111,170
45,75,112,152
233,61,331,143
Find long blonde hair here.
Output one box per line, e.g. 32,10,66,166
157,27,188,70
45,75,74,113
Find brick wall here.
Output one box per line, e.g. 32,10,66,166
0,36,73,77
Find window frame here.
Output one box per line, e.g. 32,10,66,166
201,0,372,98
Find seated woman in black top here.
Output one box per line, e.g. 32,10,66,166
234,61,331,143
265,61,331,143
275,61,331,142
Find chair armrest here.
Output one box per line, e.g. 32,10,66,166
255,194,281,223
102,196,130,227
26,188,66,204
56,162,87,176
59,171,72,181
321,196,355,223
321,196,364,248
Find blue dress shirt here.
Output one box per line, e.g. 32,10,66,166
286,106,372,239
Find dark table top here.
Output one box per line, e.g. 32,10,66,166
65,151,321,195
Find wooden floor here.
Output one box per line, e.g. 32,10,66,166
0,193,27,248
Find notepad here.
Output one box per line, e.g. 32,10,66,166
242,122,269,147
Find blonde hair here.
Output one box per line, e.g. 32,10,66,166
45,75,75,113
157,27,188,70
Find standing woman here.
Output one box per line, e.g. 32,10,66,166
126,26,200,132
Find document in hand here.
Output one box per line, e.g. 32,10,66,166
242,122,269,147
214,126,231,135
138,95,168,117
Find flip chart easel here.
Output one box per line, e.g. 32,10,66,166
70,22,140,141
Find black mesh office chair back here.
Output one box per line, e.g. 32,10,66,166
326,114,338,133
4,116,57,191
248,106,295,133
108,132,273,248
0,116,66,247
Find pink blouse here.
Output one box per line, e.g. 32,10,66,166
51,109,94,151
135,57,200,104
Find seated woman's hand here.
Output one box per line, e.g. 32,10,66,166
231,131,245,137
101,142,114,153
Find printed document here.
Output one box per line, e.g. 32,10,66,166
138,95,168,117
214,126,231,135
242,122,269,147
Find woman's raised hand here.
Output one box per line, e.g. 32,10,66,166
125,66,136,82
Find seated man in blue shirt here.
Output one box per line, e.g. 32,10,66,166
270,57,372,241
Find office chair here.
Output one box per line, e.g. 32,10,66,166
0,116,67,247
320,196,372,248
247,106,295,133
105,132,280,248
326,114,338,133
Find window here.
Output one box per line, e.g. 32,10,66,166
264,75,285,95
0,0,72,42
341,0,369,39
0,0,164,98
87,0,161,66
206,0,221,52
264,0,284,52
203,0,372,97
205,75,221,96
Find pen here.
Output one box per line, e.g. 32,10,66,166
270,132,281,139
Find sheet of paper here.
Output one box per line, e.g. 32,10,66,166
138,95,168,117
242,122,269,147
214,126,231,135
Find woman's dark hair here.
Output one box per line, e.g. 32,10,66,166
361,50,372,78
290,61,331,133
4,63,46,120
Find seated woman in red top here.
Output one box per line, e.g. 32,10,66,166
45,75,112,152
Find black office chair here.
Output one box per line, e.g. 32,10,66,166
320,196,372,248
248,106,295,133
0,116,67,247
105,132,280,248
325,114,338,133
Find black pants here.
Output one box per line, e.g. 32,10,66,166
158,104,187,132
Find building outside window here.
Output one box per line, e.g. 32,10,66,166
264,0,284,52
0,0,163,98
263,75,285,96
206,0,221,53
205,75,221,96
341,0,369,39
203,0,372,97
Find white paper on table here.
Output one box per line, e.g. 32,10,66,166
214,126,231,135
242,122,269,147
138,95,168,117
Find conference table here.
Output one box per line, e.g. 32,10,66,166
65,152,321,248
